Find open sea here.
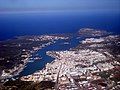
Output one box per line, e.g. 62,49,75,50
0,11,120,77
0,11,120,40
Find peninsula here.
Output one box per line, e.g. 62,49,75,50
0,28,120,90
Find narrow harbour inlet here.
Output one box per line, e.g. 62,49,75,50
1,29,120,90
0,0,120,89
18,34,80,77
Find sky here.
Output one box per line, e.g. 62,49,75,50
0,0,120,12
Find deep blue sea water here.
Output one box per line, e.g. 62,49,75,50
0,11,120,77
0,11,120,40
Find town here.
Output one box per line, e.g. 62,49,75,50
0,34,69,80
21,30,120,90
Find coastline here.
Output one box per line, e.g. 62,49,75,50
19,29,120,89
0,35,69,80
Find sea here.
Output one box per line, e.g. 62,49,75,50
0,10,120,77
0,11,120,41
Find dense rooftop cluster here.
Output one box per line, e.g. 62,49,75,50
1,28,120,90
21,49,120,89
0,35,68,80
20,29,120,90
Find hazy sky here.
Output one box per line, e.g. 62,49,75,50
0,0,120,12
